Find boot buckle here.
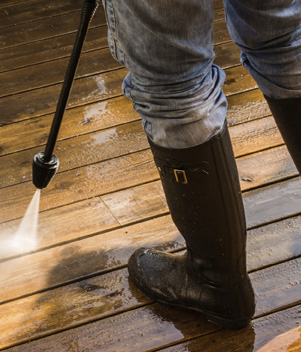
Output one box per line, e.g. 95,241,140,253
174,169,188,184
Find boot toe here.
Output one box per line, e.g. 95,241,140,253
128,247,160,298
128,247,147,278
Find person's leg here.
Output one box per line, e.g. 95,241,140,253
102,0,255,329
223,0,301,173
102,0,227,148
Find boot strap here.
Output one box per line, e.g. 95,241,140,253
157,162,210,184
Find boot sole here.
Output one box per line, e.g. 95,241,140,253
156,297,252,330
130,275,252,330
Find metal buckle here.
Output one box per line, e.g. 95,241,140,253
174,169,188,184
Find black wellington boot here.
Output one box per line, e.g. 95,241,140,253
128,122,255,329
264,95,301,174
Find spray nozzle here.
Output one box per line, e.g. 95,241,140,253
32,152,59,189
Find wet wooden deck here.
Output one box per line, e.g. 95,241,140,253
0,0,300,351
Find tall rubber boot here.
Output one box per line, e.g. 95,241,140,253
264,96,301,174
128,122,255,329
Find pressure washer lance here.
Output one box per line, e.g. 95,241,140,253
32,0,99,189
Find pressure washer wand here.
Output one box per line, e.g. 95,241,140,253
32,0,99,189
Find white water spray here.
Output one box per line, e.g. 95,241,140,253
13,189,41,252
0,190,41,259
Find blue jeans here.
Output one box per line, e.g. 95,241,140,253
102,0,301,148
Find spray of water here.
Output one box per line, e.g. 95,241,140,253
13,189,41,252
0,190,41,259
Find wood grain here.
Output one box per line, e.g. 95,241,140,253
0,48,121,97
0,0,38,8
0,5,106,49
0,26,108,73
160,305,301,352
0,0,81,30
0,257,300,350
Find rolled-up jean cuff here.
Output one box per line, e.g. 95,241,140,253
123,65,228,149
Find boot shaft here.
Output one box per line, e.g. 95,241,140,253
265,95,301,174
148,123,247,280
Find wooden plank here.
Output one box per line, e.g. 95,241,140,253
0,6,106,49
213,20,231,44
0,0,38,8
223,65,257,95
0,48,120,97
0,68,126,126
0,26,108,73
213,0,226,22
213,0,224,10
226,88,271,126
214,41,241,69
160,305,301,352
0,0,81,29
0,96,138,155
247,215,301,271
230,115,283,157
0,150,155,222
244,177,301,228
238,145,298,190
252,307,301,352
0,96,140,156
0,256,300,350
253,259,301,316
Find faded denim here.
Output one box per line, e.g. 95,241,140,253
102,0,301,148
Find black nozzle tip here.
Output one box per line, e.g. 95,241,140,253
32,152,59,189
